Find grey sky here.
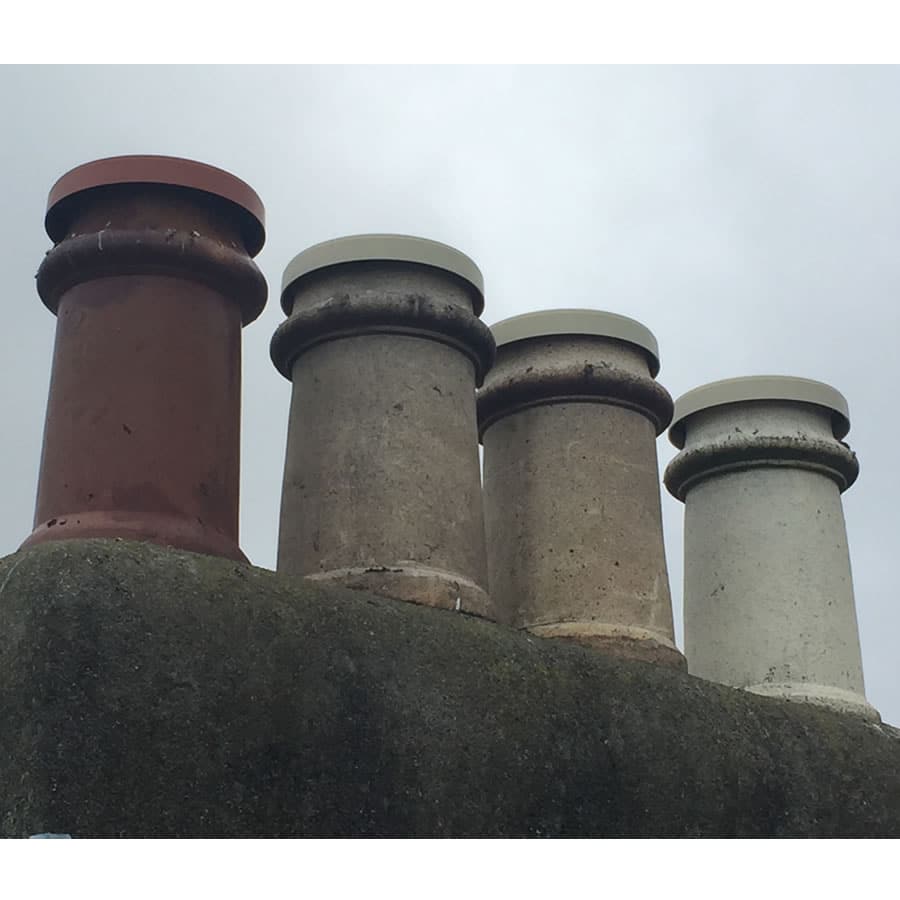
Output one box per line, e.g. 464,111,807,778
2,65,897,724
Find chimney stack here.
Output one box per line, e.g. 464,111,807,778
665,376,879,720
22,155,267,562
271,235,495,614
478,310,682,667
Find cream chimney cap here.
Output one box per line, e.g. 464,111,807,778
668,375,851,448
489,309,661,377
281,234,484,314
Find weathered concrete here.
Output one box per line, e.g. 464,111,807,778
478,310,682,667
665,376,878,721
0,539,898,838
270,235,495,615
23,155,267,563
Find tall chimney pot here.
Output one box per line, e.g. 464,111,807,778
23,155,267,562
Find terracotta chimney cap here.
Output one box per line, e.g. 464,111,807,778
280,234,485,315
668,375,851,448
44,155,266,256
489,309,661,377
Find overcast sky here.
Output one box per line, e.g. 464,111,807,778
1,65,897,725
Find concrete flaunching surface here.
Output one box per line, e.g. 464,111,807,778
0,540,897,838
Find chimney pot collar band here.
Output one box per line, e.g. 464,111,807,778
663,434,860,500
270,292,496,384
477,365,673,438
281,235,484,315
36,229,268,325
489,309,661,377
45,155,266,256
668,376,851,449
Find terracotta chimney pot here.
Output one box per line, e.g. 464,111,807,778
23,155,267,562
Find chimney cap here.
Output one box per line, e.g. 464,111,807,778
489,309,661,377
44,155,266,256
668,375,851,448
280,234,485,315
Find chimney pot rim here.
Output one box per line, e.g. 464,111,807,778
280,234,484,314
44,154,265,256
488,308,661,377
668,375,851,448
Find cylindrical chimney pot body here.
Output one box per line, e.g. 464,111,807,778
271,235,495,614
478,310,682,667
23,155,267,562
665,376,878,720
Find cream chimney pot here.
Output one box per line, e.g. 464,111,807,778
665,376,879,720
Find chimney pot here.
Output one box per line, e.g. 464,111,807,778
478,309,683,667
271,234,494,614
23,155,267,562
665,375,878,720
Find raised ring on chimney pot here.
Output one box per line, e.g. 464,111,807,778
477,309,683,668
22,155,267,562
271,234,495,615
664,375,879,721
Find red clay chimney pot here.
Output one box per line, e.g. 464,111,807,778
23,155,267,562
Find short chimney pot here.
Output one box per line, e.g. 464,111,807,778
665,375,879,720
478,309,682,667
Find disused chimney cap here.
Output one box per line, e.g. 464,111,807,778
280,234,485,315
489,309,661,377
44,155,266,256
668,375,851,448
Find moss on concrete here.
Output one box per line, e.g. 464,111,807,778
0,538,897,837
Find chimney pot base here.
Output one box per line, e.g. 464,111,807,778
20,510,247,563
528,622,686,669
303,565,490,617
744,682,881,722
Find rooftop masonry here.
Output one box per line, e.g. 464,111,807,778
2,155,896,838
